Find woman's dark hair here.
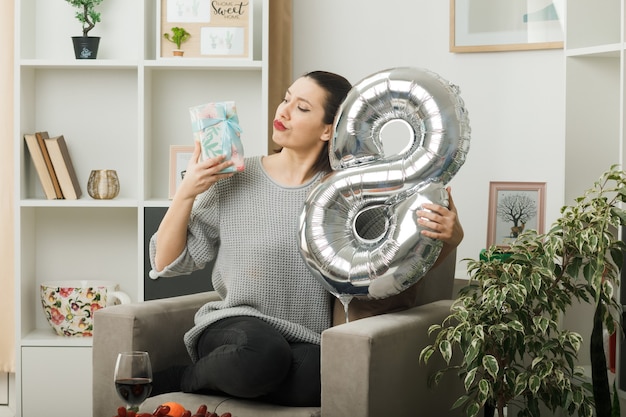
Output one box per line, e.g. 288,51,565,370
304,71,352,174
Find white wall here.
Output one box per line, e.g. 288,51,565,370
292,0,565,278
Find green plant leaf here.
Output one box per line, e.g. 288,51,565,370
533,316,550,335
514,373,528,396
467,401,481,417
439,339,452,364
612,381,621,417
451,395,470,410
465,338,481,367
482,355,499,380
419,346,434,364
432,369,445,386
464,367,477,391
477,378,490,403
572,388,583,406
509,320,524,333
427,324,441,335
529,375,541,394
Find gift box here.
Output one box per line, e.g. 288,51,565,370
189,101,245,173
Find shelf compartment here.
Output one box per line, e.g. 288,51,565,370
564,55,621,203
565,43,623,58
19,59,140,69
142,68,264,200
21,346,92,417
17,0,142,61
19,198,139,208
566,0,621,49
19,67,139,200
21,329,93,347
18,207,139,339
145,59,264,70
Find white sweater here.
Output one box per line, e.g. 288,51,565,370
150,156,332,362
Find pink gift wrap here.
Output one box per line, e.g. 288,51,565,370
189,101,245,173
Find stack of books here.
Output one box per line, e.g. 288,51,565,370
24,131,82,200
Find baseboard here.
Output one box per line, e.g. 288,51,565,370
0,406,15,417
0,373,14,417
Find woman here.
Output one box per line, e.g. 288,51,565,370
149,71,463,406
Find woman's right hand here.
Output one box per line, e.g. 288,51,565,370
176,141,235,201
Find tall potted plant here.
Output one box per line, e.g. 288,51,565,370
65,0,104,59
421,165,624,417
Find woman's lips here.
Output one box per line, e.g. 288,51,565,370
273,120,286,131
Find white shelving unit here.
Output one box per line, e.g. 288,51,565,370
13,1,269,416
564,0,623,204
563,0,625,403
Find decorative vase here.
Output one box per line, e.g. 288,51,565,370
72,36,100,59
40,280,131,337
87,169,120,199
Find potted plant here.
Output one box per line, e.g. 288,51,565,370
421,165,624,417
65,0,104,59
163,27,191,57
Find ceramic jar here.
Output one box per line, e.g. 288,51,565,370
87,169,120,199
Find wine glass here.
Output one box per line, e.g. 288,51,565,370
114,351,153,411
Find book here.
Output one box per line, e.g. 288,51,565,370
35,131,64,199
44,135,82,200
24,133,58,199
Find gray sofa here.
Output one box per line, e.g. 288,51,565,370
93,254,464,417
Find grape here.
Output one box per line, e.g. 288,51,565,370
152,405,170,417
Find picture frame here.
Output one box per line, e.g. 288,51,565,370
450,0,564,53
157,0,253,59
169,145,194,199
487,181,546,249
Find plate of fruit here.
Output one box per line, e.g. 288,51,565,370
113,402,232,417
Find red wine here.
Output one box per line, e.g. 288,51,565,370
115,378,152,406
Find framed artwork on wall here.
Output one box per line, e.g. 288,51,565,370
157,0,253,59
169,145,194,199
450,0,564,52
487,181,546,249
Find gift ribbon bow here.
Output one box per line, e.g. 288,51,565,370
191,105,243,151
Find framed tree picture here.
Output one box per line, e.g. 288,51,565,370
487,181,546,248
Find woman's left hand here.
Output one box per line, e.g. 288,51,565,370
416,187,464,248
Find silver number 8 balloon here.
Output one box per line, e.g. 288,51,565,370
298,67,471,300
